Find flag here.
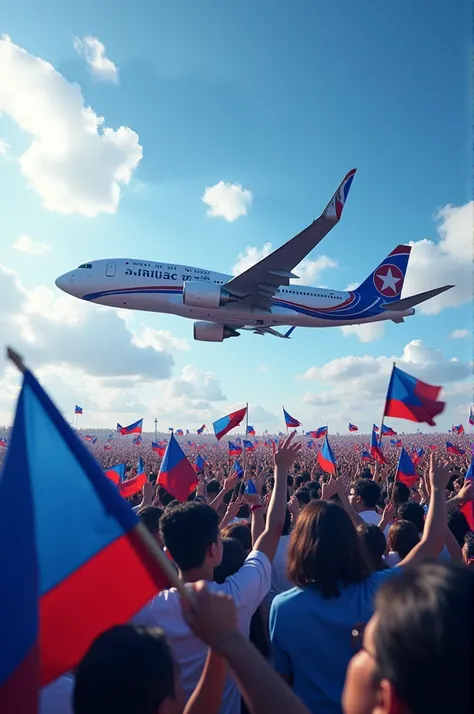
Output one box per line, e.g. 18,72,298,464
283,408,301,428
348,423,358,432
213,407,247,441
228,441,242,456
104,463,126,485
197,424,206,434
412,447,424,466
137,457,144,475
381,424,397,436
469,407,474,427
461,459,474,530
452,424,465,435
118,419,143,436
233,461,244,478
384,366,445,426
84,435,94,442
158,433,198,502
194,454,206,473
317,435,336,475
0,365,169,707
91,437,97,445
243,440,256,452
133,436,142,446
361,450,371,461
119,472,147,499
373,424,379,432
390,439,402,447
307,439,315,449
247,425,256,436
396,448,418,487
152,442,166,457
0,438,7,448
308,427,328,439
446,442,465,456
370,427,387,464
175,429,184,437
245,478,257,494
104,441,112,451
74,405,83,415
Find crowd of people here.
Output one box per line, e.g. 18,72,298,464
2,424,472,713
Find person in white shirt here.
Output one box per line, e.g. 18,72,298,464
349,478,382,525
133,432,301,714
267,508,293,607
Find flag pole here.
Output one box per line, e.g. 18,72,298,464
243,402,249,478
379,362,396,447
283,405,288,435
6,346,193,604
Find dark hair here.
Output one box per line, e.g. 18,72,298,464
448,508,471,547
295,488,311,505
464,532,474,559
287,475,294,487
287,500,370,598
206,479,221,496
221,523,252,552
307,483,321,500
73,625,175,714
374,562,474,713
282,508,292,536
391,481,410,504
214,538,246,583
160,502,219,571
397,501,425,534
156,485,177,507
387,520,420,560
357,523,389,572
353,479,381,509
138,506,164,537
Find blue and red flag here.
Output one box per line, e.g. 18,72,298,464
84,435,94,442
370,427,388,464
74,405,83,415
452,424,465,435
390,439,402,447
381,424,397,436
384,366,445,426
446,442,465,456
152,442,166,457
104,442,112,451
0,438,7,448
243,440,256,452
309,426,328,439
412,447,424,465
373,424,379,432
317,435,337,475
118,460,148,499
194,454,206,473
283,408,301,428
118,419,143,436
213,407,247,441
396,448,418,487
461,459,474,530
233,461,244,478
228,441,243,456
307,439,315,449
197,424,206,434
104,463,126,485
361,450,371,461
469,407,474,427
175,429,184,437
157,433,198,502
0,367,169,709
247,425,256,436
133,435,143,446
348,423,358,432
245,478,257,494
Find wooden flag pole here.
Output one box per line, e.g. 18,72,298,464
379,362,396,446
6,346,193,603
283,405,289,435
243,402,249,478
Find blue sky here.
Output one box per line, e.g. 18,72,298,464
0,0,471,433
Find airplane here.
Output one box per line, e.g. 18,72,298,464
55,169,454,343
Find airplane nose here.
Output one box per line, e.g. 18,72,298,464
55,272,74,294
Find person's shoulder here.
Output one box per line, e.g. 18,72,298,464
364,568,400,590
271,586,301,611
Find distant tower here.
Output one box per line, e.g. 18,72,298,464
154,418,158,440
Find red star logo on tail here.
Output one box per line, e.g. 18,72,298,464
373,264,404,297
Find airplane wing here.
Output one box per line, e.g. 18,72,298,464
222,169,356,310
240,325,296,338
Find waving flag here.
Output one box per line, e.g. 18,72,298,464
118,419,143,436
373,424,379,432
152,442,166,457
283,408,301,428
119,463,147,499
194,454,206,473
158,433,198,502
370,427,387,464
309,426,328,439
213,407,247,441
247,425,256,436
452,424,465,435
348,423,358,432
228,441,242,456
104,442,113,451
233,461,244,478
0,363,169,707
317,435,336,475
361,450,371,461
197,424,206,434
243,440,256,452
84,435,94,442
104,463,126,485
307,439,315,449
446,442,465,456
381,424,397,436
412,447,424,465
0,438,7,448
390,439,403,447
469,407,474,426
384,366,445,426
74,405,83,415
133,436,142,446
396,448,417,487
245,478,257,494
175,429,184,437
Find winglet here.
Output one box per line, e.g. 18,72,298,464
321,169,357,221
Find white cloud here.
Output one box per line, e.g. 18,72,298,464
0,35,142,217
73,36,118,84
232,242,272,275
12,233,51,255
132,326,189,353
232,242,338,284
202,181,252,222
403,202,472,314
168,365,226,402
0,138,9,156
449,328,470,339
339,322,385,343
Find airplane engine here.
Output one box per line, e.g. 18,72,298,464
193,321,240,342
182,280,236,309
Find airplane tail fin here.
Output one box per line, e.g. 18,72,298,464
356,245,411,303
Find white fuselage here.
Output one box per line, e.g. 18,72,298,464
55,258,412,329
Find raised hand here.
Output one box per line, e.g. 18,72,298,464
274,431,301,471
429,454,453,490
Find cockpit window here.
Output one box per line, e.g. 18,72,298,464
78,264,92,269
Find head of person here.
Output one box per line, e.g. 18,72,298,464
138,506,164,544
390,481,410,505
448,508,471,546
206,479,221,499
213,537,246,583
74,625,185,714
397,501,425,535
462,531,474,569
357,523,389,573
387,520,420,560
287,500,370,598
349,479,381,512
343,562,474,714
295,487,311,508
221,522,252,553
160,502,222,574
307,482,321,500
